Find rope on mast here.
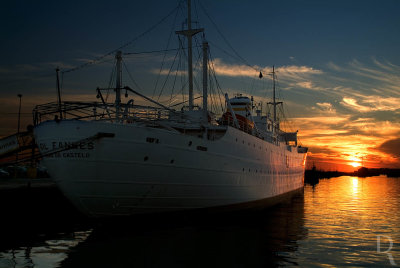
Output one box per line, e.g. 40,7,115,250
61,3,182,75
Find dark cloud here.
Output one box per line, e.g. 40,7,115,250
378,138,400,158
349,111,400,123
308,146,340,157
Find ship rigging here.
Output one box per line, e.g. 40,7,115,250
31,0,308,217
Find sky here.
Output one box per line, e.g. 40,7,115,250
1,0,400,171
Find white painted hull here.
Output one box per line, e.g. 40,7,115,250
35,120,306,217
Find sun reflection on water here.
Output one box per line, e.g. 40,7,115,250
351,177,359,195
301,176,400,266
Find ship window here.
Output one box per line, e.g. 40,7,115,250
242,140,245,144
146,137,159,143
231,102,249,105
170,159,174,164
144,156,149,161
242,168,245,172
196,146,208,151
236,138,238,142
188,141,192,146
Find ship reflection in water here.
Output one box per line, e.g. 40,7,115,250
0,176,399,267
62,194,306,268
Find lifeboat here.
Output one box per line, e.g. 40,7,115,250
221,111,254,133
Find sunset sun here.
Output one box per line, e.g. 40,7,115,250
348,155,363,168
350,162,361,168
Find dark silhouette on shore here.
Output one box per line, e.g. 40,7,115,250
355,167,400,178
305,165,400,185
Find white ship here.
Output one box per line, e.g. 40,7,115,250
33,1,307,217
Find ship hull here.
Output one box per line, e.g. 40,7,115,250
35,120,306,217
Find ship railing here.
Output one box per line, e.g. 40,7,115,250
220,113,254,134
33,101,172,125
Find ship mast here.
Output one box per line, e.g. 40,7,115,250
269,65,282,133
56,68,63,119
176,0,203,111
202,40,208,120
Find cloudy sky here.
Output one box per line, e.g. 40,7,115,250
1,0,399,171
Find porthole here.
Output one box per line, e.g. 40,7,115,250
144,156,149,161
196,146,208,151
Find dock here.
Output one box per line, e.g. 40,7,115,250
0,177,86,250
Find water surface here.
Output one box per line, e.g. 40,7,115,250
0,175,399,267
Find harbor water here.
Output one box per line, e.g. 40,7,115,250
0,175,399,267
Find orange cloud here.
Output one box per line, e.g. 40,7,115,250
341,97,371,112
341,96,400,113
291,113,400,170
208,59,323,79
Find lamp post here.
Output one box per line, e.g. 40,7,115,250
15,94,22,177
17,94,22,134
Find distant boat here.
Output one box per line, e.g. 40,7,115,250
33,0,308,217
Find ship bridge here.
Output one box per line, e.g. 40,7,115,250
229,95,252,118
